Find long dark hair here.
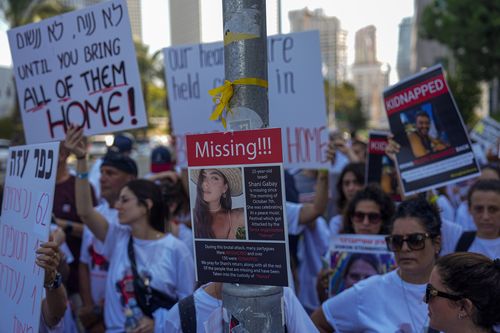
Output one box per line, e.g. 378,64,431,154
125,179,165,233
389,197,441,239
336,162,365,211
341,184,394,234
194,169,232,238
436,253,500,329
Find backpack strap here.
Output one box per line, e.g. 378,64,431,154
178,295,197,333
454,231,476,252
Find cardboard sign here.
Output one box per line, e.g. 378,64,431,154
366,131,401,200
186,128,290,286
383,65,480,195
8,0,147,144
328,234,395,297
0,141,60,332
470,117,500,156
164,30,328,169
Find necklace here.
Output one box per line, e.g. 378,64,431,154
209,204,222,212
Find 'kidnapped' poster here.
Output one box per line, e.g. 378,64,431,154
383,64,480,195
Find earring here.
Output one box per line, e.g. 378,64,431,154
222,193,227,199
458,313,465,320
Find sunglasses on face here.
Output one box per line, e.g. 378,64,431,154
385,233,431,252
424,284,462,304
352,211,382,224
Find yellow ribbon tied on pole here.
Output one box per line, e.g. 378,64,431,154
208,78,268,129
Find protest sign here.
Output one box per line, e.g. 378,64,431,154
0,141,59,332
186,128,290,286
164,30,328,169
8,0,147,144
366,131,401,200
328,234,395,297
383,64,480,195
470,117,500,156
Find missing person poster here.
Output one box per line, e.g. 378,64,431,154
0,141,60,333
328,234,395,297
186,128,290,286
366,131,401,200
470,117,500,156
8,0,147,144
383,64,480,195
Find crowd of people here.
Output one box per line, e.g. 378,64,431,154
8,126,499,333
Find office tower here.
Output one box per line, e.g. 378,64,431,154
410,0,449,73
288,8,347,85
169,0,201,45
397,17,412,81
351,26,390,129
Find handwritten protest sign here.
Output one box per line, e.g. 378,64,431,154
8,0,147,144
328,234,395,297
164,30,328,169
383,64,480,195
0,142,59,332
186,128,290,286
470,117,500,156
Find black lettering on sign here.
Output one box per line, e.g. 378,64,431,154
16,27,42,50
77,12,96,36
80,61,127,94
57,49,79,69
34,149,54,179
102,3,123,29
23,85,51,113
16,59,52,80
9,150,29,178
47,20,64,43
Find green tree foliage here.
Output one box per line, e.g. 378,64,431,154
325,81,366,131
420,0,500,82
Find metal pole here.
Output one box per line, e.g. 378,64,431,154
223,0,269,130
221,1,284,332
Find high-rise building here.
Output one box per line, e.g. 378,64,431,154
59,0,142,41
351,26,390,129
410,0,449,73
0,66,15,119
169,0,201,45
288,8,347,85
397,17,412,81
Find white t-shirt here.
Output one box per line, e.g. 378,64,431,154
88,158,103,199
440,219,463,256
322,269,430,333
455,201,476,231
162,285,319,333
468,237,500,259
285,201,304,235
79,199,119,304
177,223,194,259
297,217,330,313
102,223,195,332
437,195,455,222
328,214,343,236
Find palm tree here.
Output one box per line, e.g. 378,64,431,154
0,0,73,144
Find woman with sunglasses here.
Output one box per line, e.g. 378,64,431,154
312,197,442,333
425,252,500,332
316,185,394,302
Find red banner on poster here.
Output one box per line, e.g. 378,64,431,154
186,128,282,166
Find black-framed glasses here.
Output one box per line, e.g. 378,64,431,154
424,283,462,304
385,233,431,252
352,211,382,224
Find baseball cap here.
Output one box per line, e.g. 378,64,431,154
151,146,173,173
112,133,134,153
101,151,138,176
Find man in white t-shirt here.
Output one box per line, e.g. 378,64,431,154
458,179,500,259
78,152,137,330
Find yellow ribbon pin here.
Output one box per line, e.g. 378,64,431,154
208,78,268,129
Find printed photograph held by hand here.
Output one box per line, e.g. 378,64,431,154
189,167,246,240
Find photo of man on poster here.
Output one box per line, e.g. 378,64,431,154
403,108,449,158
190,167,246,240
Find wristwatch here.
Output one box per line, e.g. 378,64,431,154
44,272,62,290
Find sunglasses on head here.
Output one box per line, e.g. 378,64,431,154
385,233,431,252
424,284,462,304
352,211,382,224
